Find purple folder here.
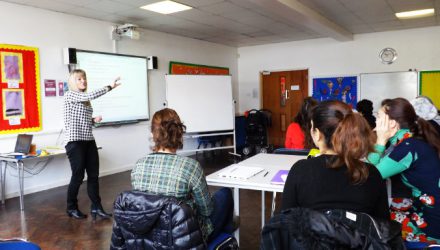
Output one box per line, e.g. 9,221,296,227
270,170,289,185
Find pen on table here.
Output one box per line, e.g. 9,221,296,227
263,171,269,177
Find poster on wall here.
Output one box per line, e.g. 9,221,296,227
420,71,440,109
169,61,229,75
0,44,41,134
312,76,357,108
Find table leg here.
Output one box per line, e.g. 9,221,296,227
233,187,240,245
1,161,5,205
18,161,24,211
271,192,277,217
261,190,265,228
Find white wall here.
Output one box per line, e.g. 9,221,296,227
237,26,440,112
0,1,238,199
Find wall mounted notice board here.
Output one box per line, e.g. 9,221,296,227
165,75,234,133
74,49,149,125
360,71,418,112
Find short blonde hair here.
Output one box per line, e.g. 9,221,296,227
68,69,87,92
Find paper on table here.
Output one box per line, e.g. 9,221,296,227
218,165,265,179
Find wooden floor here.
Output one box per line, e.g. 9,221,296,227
0,151,277,250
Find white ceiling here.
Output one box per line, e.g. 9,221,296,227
3,0,440,47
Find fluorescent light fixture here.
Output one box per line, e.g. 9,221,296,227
395,8,435,19
140,1,192,14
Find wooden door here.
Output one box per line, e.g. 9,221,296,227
261,70,309,147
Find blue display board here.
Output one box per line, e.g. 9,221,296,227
312,76,357,108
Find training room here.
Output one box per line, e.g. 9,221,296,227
1,0,440,249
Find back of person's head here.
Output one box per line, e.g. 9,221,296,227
68,69,87,92
151,108,186,152
312,100,375,184
294,97,318,149
356,99,374,116
382,98,440,156
410,96,438,120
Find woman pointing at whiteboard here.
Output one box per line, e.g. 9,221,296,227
63,69,120,220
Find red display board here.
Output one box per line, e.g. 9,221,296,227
169,61,229,75
0,44,41,134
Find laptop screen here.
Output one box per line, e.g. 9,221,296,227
14,134,33,154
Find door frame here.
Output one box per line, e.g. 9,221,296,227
259,68,310,109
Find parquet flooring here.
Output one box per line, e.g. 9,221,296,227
0,151,279,249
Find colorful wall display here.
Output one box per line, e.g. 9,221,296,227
0,44,41,134
312,76,357,108
420,71,440,109
169,61,229,75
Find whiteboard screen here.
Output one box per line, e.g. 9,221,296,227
166,75,234,133
360,71,418,112
76,50,149,125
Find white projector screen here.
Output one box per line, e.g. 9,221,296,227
75,49,149,125
166,75,234,133
360,71,419,113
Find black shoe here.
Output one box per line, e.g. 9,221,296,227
91,208,112,220
67,209,87,219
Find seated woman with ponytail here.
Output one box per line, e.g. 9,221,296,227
368,98,440,243
282,100,389,218
130,108,234,243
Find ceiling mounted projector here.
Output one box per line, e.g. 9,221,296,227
112,24,140,40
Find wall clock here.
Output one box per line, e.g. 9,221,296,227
379,48,397,64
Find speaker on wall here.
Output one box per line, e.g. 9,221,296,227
63,48,77,65
147,56,158,70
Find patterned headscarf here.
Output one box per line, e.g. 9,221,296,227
410,96,439,120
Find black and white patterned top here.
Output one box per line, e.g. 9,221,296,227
63,86,110,143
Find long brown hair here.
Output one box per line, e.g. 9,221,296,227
151,108,186,152
312,100,375,184
382,98,440,156
294,97,318,149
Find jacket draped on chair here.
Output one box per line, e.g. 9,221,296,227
261,207,405,250
110,191,205,250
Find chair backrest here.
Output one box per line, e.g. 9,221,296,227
111,191,205,250
0,240,41,250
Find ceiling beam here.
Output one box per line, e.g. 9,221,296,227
244,0,353,41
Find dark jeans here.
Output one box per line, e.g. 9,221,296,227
208,187,234,242
65,141,101,210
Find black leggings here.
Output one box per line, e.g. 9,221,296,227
65,140,101,210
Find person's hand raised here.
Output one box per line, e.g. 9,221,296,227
110,77,121,89
375,113,398,146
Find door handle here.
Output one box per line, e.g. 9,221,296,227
285,90,289,100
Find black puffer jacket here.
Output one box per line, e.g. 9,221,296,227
261,207,405,250
110,191,205,250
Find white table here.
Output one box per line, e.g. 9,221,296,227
0,149,66,211
206,153,306,243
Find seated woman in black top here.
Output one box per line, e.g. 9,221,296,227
281,100,389,219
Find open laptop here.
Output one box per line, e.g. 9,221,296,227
1,134,33,157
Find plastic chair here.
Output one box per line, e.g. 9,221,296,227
0,239,41,250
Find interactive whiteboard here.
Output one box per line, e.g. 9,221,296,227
166,75,234,133
75,49,149,125
360,71,418,112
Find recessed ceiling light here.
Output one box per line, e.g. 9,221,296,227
140,1,192,14
395,8,435,19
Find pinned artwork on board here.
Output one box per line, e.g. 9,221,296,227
0,44,41,134
312,76,358,108
3,89,25,119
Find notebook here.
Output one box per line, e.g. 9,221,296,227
218,165,265,180
270,170,289,185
